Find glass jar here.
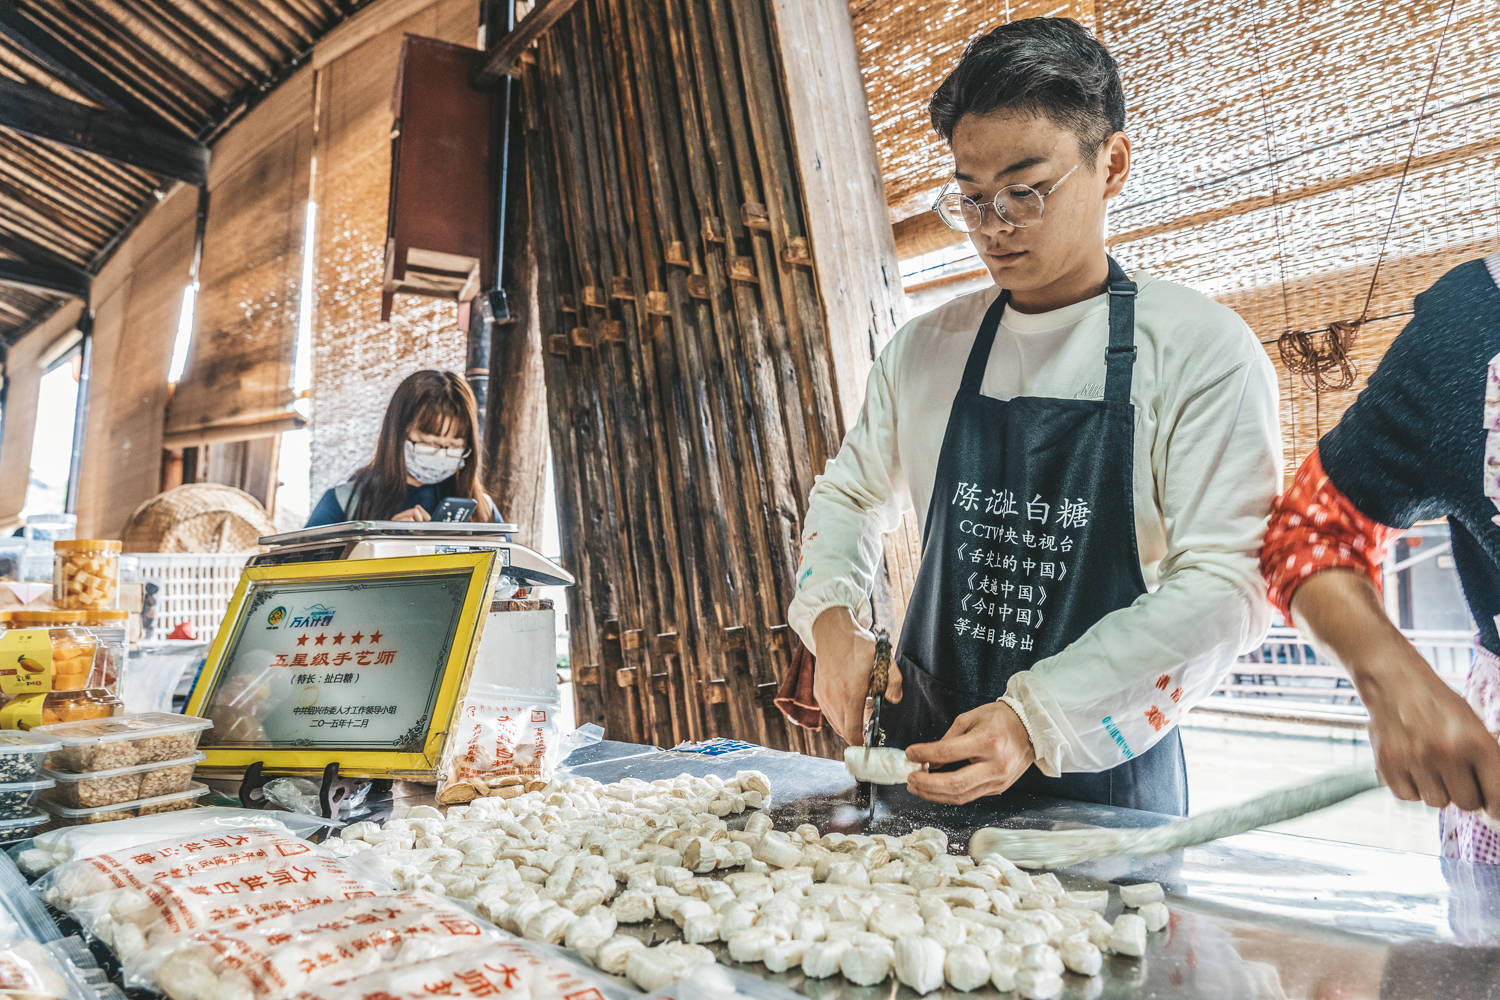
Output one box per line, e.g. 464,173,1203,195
53,539,122,612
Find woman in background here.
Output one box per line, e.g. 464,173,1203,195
306,370,501,526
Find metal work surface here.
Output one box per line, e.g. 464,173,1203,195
560,741,1500,999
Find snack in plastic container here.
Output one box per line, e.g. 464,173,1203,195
35,713,213,772
144,891,499,1000
42,753,203,808
16,807,328,877
2,610,128,690
48,838,385,961
40,781,209,826
0,777,53,818
1,689,122,730
0,808,47,845
0,731,60,782
53,540,122,612
288,938,632,1000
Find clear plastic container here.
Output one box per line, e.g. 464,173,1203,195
34,712,213,772
42,752,204,808
39,781,209,825
0,808,46,844
0,731,60,782
23,513,76,544
1,611,128,691
0,777,52,819
0,689,121,730
53,539,121,612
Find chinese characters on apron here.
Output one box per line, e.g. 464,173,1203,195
885,257,1188,815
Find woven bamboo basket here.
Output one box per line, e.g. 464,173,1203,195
120,484,276,554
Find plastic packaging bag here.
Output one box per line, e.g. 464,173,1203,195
15,807,334,876
41,838,388,963
436,686,561,804
139,891,502,1000
642,963,808,1000
0,851,124,1000
287,937,632,1000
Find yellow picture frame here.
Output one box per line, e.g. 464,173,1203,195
185,551,497,778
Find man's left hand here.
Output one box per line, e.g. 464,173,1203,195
905,701,1036,804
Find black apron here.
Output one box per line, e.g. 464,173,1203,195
885,257,1188,815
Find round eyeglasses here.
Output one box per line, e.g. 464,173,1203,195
931,163,1080,233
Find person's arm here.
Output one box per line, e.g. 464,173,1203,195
909,343,1281,802
304,488,346,528
1266,450,1500,814
788,342,912,745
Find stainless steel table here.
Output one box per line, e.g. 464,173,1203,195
560,740,1500,1000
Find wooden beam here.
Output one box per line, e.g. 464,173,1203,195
0,259,89,299
0,230,84,274
0,77,208,184
473,0,584,84
0,0,171,130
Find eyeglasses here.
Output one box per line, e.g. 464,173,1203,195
931,163,1081,233
408,440,470,459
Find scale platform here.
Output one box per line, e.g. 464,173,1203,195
252,521,574,589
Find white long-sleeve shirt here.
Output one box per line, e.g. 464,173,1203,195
788,272,1281,774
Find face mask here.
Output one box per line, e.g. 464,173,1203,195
404,440,466,485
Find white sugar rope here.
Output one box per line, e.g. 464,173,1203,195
971,765,1383,870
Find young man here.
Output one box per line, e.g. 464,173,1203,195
1261,254,1500,861
787,17,1281,813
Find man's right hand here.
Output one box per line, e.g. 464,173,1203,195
810,607,902,745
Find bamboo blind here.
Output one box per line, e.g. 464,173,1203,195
165,69,314,443
74,186,198,537
850,0,1097,222
524,0,905,755
307,0,476,501
851,0,1499,482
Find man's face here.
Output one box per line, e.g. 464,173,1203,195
950,110,1118,298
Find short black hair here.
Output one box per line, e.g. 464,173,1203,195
929,18,1125,157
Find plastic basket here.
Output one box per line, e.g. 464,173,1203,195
132,553,248,643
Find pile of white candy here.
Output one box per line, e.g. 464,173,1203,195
335,769,1171,998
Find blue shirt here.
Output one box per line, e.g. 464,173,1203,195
305,482,496,527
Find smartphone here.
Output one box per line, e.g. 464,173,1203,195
433,497,478,523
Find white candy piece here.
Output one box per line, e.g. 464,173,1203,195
840,938,894,986
1118,882,1165,908
726,928,779,965
1108,912,1148,957
893,937,947,994
1021,943,1064,976
801,939,850,979
1016,967,1065,999
595,935,645,975
1138,900,1170,932
989,951,1019,993
843,746,923,785
1068,890,1110,914
1059,937,1103,976
761,940,807,973
943,942,991,992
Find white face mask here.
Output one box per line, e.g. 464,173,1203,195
404,440,467,485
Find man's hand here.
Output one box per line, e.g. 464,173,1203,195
811,607,902,745
1294,569,1500,815
905,701,1035,804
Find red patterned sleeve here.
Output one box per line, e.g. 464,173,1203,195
1261,447,1405,624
